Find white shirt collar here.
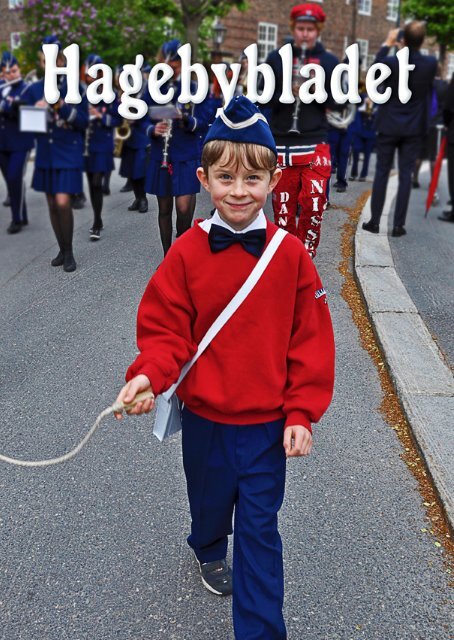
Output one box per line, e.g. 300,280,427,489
199,209,267,234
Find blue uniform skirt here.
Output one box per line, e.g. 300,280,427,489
145,158,200,196
84,151,114,174
119,146,147,180
32,168,83,195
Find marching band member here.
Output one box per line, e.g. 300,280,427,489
0,51,34,234
27,35,88,272
263,3,339,258
83,54,121,240
142,39,211,255
118,66,149,214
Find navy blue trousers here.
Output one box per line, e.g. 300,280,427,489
371,134,421,228
328,128,352,187
0,150,29,224
182,407,287,640
351,135,375,178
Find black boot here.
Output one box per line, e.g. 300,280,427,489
128,199,140,211
63,250,77,272
51,250,64,267
138,197,148,213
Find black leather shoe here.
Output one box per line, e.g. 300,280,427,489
63,251,77,272
7,221,22,234
3,195,11,207
437,212,454,223
120,180,133,193
21,219,28,226
350,175,357,181
51,251,64,267
102,186,111,196
138,197,148,213
362,220,379,234
391,226,406,237
128,199,139,211
358,177,367,182
336,185,347,193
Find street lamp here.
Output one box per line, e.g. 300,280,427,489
213,20,227,52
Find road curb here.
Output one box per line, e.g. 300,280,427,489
354,175,454,529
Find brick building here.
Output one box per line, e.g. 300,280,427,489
0,0,25,51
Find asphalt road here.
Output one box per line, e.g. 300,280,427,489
0,161,451,639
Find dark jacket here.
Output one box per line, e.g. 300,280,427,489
443,74,454,145
374,46,437,138
263,41,339,145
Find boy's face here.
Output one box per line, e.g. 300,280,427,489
197,152,281,231
292,21,319,49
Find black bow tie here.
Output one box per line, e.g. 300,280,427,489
208,224,266,258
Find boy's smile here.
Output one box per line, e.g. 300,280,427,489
197,157,281,231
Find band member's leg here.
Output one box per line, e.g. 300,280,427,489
175,194,196,238
87,171,104,230
157,195,174,255
54,192,76,271
297,143,332,258
271,166,301,236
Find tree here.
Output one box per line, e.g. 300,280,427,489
402,0,454,64
180,0,247,59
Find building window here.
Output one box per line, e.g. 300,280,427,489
357,38,369,71
10,32,22,49
386,0,399,21
358,0,372,15
8,0,24,8
257,23,277,62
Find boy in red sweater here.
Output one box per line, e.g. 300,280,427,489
115,96,335,639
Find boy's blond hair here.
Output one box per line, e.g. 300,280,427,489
201,140,277,176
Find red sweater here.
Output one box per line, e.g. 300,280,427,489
126,220,335,432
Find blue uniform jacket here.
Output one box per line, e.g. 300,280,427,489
140,79,212,162
0,79,34,152
87,98,122,153
374,46,437,138
26,79,88,169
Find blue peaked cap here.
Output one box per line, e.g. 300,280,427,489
204,95,277,156
0,51,18,70
42,35,62,51
85,53,103,68
161,39,181,62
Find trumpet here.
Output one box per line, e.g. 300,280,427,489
288,44,307,134
113,119,131,157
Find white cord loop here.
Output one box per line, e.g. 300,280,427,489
0,390,155,468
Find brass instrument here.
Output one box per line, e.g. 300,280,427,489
289,44,307,134
113,119,131,157
160,118,173,170
0,76,23,91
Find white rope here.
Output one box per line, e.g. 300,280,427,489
0,390,154,468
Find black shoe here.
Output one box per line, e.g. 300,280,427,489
437,212,454,223
197,558,232,596
128,199,139,211
138,197,148,213
89,226,102,241
72,194,85,210
333,181,340,188
3,196,11,207
358,176,367,182
362,219,379,234
442,209,454,217
7,221,22,234
51,251,64,267
336,185,347,193
102,186,111,196
412,181,420,189
21,219,28,226
120,180,133,193
63,251,77,272
391,226,406,237
350,175,357,181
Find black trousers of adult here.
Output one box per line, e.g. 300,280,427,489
370,134,421,228
447,142,454,207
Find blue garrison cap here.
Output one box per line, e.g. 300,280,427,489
85,54,103,68
204,95,277,156
161,39,181,62
0,51,18,70
41,35,62,51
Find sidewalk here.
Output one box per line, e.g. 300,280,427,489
355,169,454,529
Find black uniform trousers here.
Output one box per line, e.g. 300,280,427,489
370,133,421,228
